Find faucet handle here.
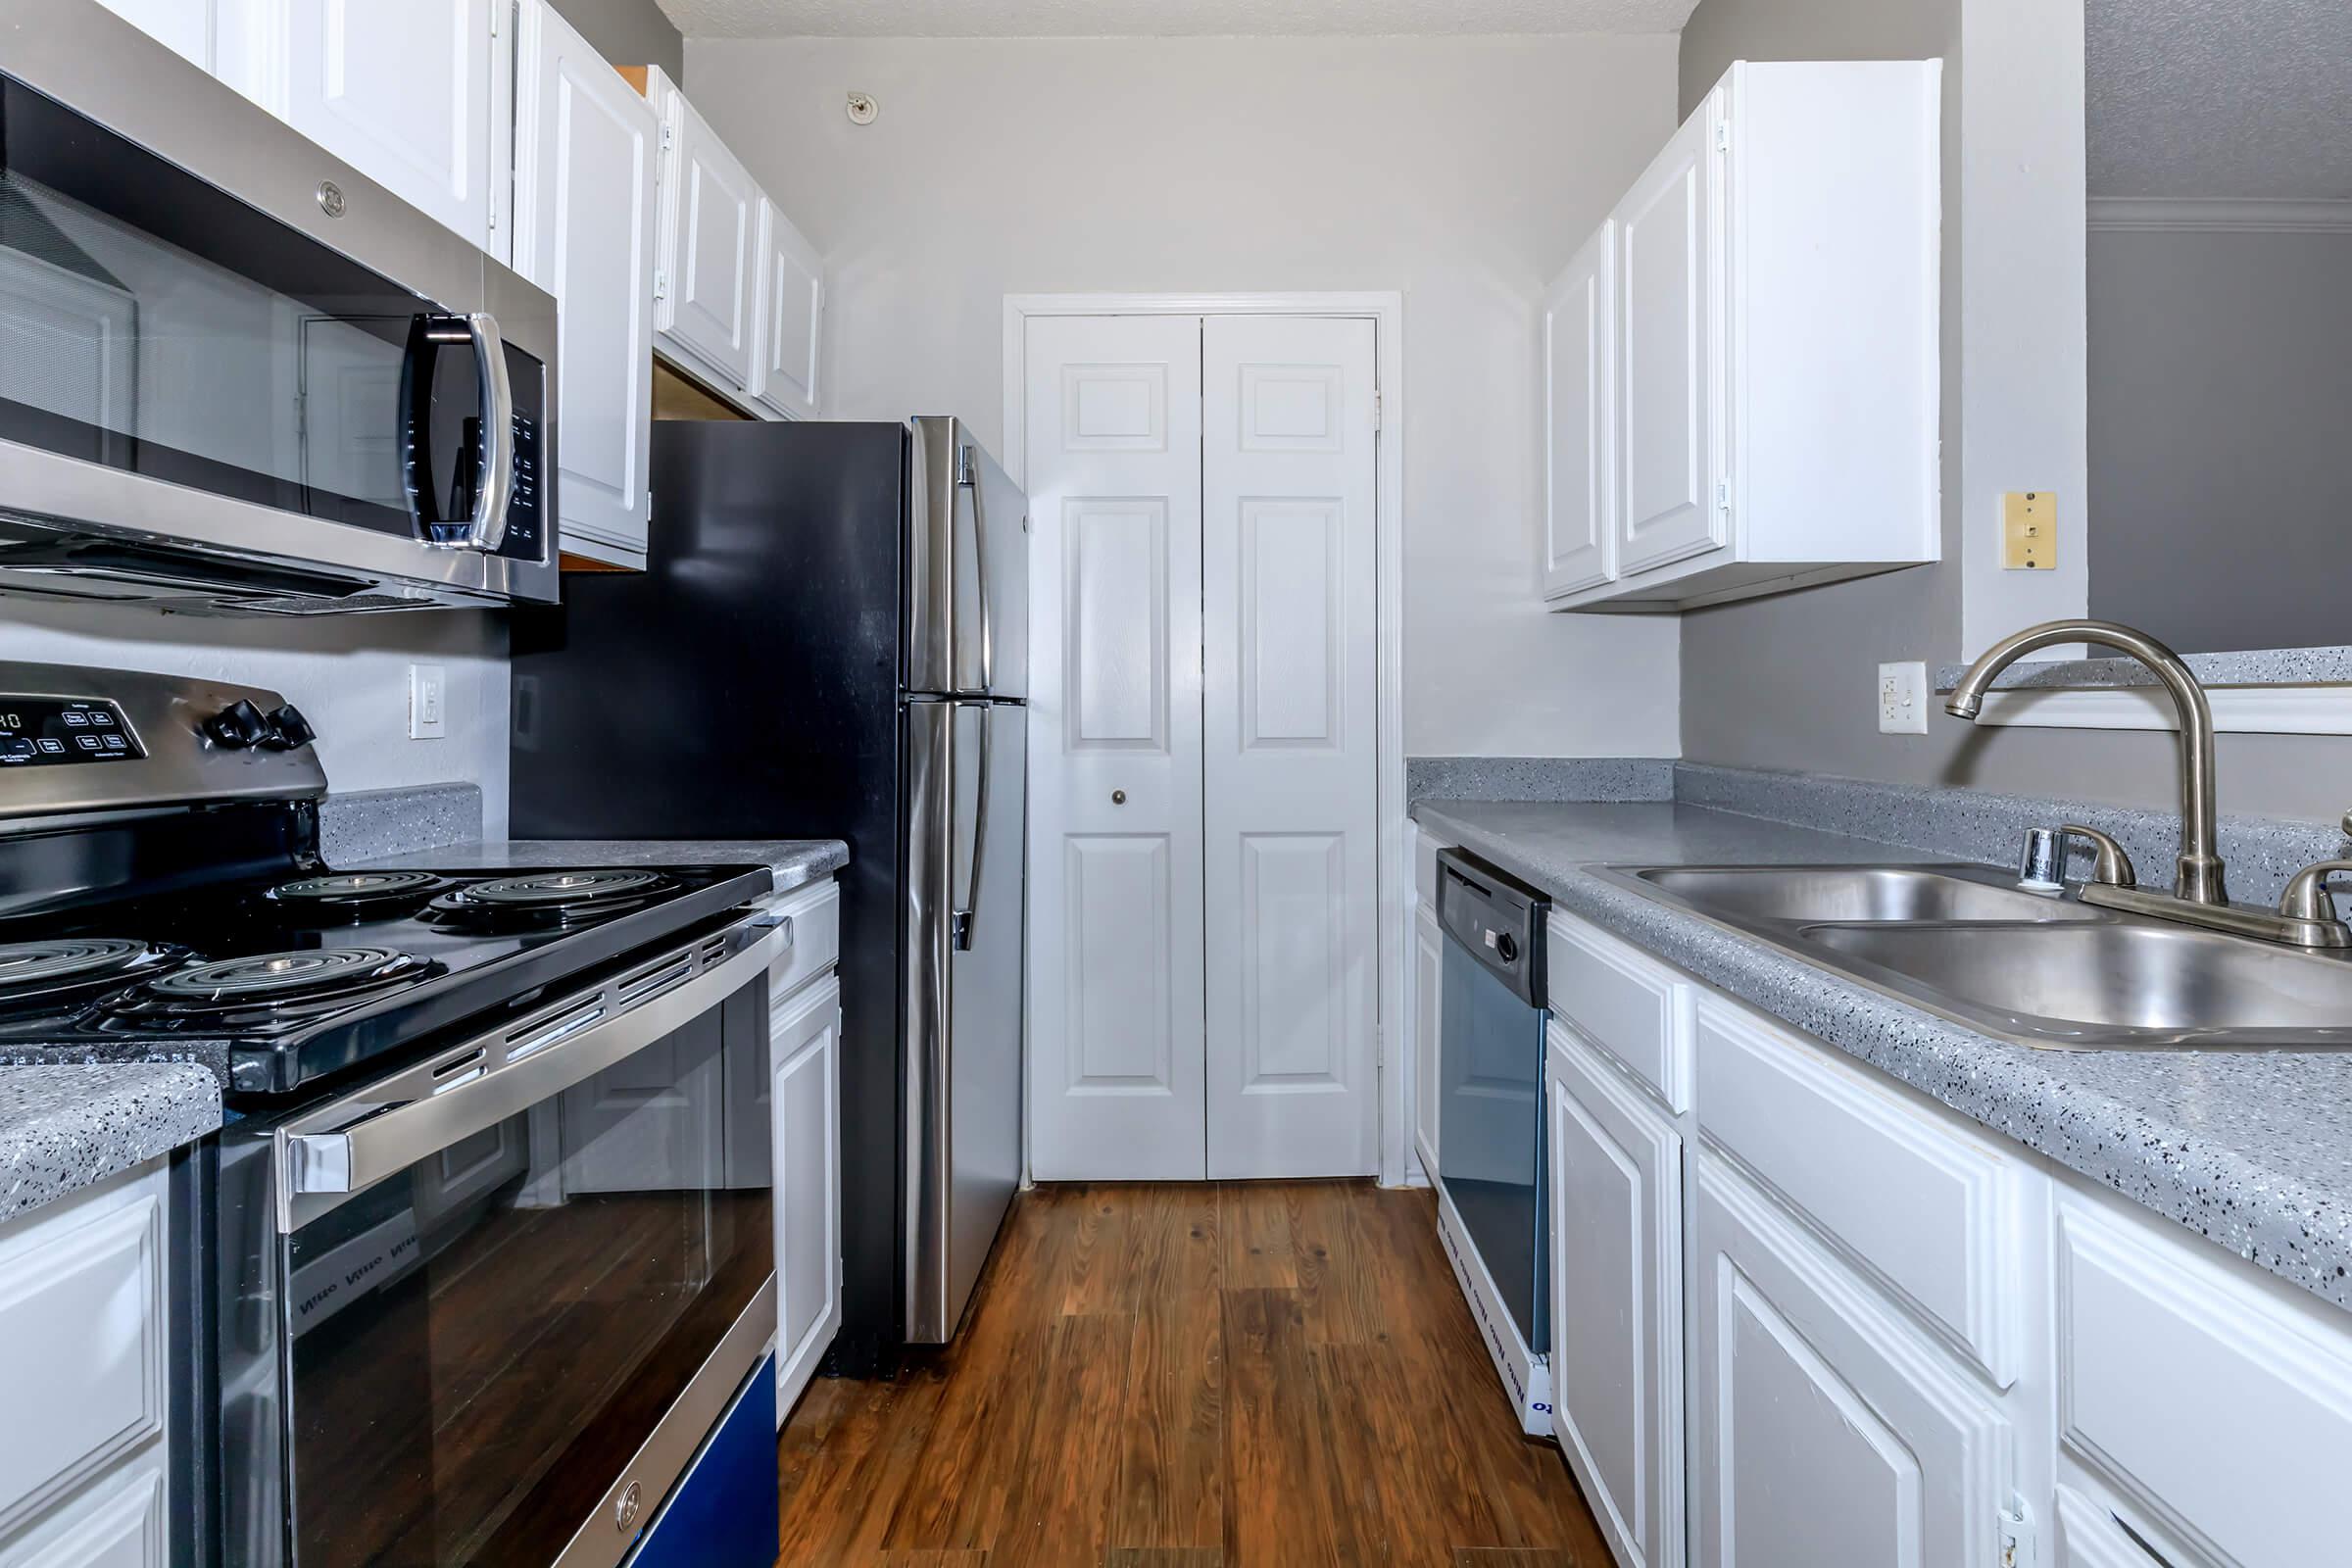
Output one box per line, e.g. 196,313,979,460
2020,824,2135,892
2278,860,2352,949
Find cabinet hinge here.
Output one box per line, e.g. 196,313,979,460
1716,480,1732,514
1996,1499,2034,1568
1715,120,1730,152
1372,388,1383,433
660,122,675,155
653,269,668,303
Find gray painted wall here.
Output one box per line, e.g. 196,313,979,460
554,0,682,79
2087,226,2352,654
1675,0,2352,827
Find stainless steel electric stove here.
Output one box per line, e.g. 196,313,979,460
0,661,783,1568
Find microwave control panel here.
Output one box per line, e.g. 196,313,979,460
0,697,144,766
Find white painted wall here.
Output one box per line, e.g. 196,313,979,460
0,602,510,835
684,32,1687,759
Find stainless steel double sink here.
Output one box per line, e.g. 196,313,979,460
1598,863,2352,1052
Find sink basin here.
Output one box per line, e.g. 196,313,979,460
1631,864,2101,925
1804,923,2352,1049
1601,860,2352,1051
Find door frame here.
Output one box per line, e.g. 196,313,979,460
1004,291,1410,1188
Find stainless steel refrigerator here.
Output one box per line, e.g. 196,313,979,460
509,416,1028,1369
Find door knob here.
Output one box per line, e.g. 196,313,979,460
1111,789,1127,805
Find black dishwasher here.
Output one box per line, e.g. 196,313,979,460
1435,848,1551,1359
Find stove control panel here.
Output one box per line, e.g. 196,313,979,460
0,697,145,766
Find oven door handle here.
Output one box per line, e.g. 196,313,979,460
276,920,782,1226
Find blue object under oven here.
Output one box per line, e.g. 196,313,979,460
1434,847,1551,1356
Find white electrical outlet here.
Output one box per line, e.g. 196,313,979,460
409,663,447,740
1878,662,1929,734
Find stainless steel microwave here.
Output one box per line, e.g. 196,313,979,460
0,0,560,612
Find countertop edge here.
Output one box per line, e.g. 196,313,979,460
1413,800,2352,1316
348,838,851,897
0,1064,221,1226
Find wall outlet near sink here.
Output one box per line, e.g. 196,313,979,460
1878,662,1929,734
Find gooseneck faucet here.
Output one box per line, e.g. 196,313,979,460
1945,619,2227,906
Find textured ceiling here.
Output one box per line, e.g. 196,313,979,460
2086,0,2352,198
656,0,1698,38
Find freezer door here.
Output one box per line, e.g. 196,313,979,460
905,416,1030,699
903,698,1027,1343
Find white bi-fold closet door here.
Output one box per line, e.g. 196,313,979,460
1025,312,1380,1182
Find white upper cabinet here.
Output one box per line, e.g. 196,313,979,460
1543,60,1941,612
1541,220,1616,598
749,196,824,419
93,0,214,68
221,0,504,251
1615,103,1724,579
645,66,760,397
514,0,657,566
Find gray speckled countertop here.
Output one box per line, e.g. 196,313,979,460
0,1065,220,1224
1413,798,2352,1314
351,837,849,897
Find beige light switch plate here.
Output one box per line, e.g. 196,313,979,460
2002,491,2055,570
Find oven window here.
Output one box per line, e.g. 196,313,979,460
0,74,492,540
282,997,772,1566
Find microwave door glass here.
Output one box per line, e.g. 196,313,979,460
0,73,479,547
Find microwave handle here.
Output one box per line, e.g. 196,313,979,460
463,312,515,551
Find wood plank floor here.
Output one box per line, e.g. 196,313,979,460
775,1181,1612,1567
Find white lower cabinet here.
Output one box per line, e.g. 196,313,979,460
1690,1154,2011,1567
0,1161,170,1564
0,1446,166,1568
1546,1024,1683,1568
1412,897,1444,1174
770,967,842,1425
2054,1188,2352,1567
1538,903,2352,1568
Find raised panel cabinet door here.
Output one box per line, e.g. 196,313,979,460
771,976,842,1423
1023,313,1208,1180
1543,220,1617,597
1692,1154,2011,1568
654,73,758,393
1413,900,1444,1174
749,196,824,419
264,0,497,248
1547,1025,1684,1568
1201,314,1381,1179
93,0,212,67
514,0,656,561
0,1442,167,1568
1614,96,1726,577
0,1163,168,1542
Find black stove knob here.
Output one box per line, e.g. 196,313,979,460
204,700,271,751
0,735,35,763
263,704,318,751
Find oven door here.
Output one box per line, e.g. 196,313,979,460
0,2,555,610
229,923,779,1568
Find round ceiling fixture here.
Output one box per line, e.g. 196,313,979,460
846,91,878,126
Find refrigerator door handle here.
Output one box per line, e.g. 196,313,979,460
956,444,995,694
951,702,992,952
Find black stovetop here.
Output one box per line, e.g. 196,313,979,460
0,861,774,1099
